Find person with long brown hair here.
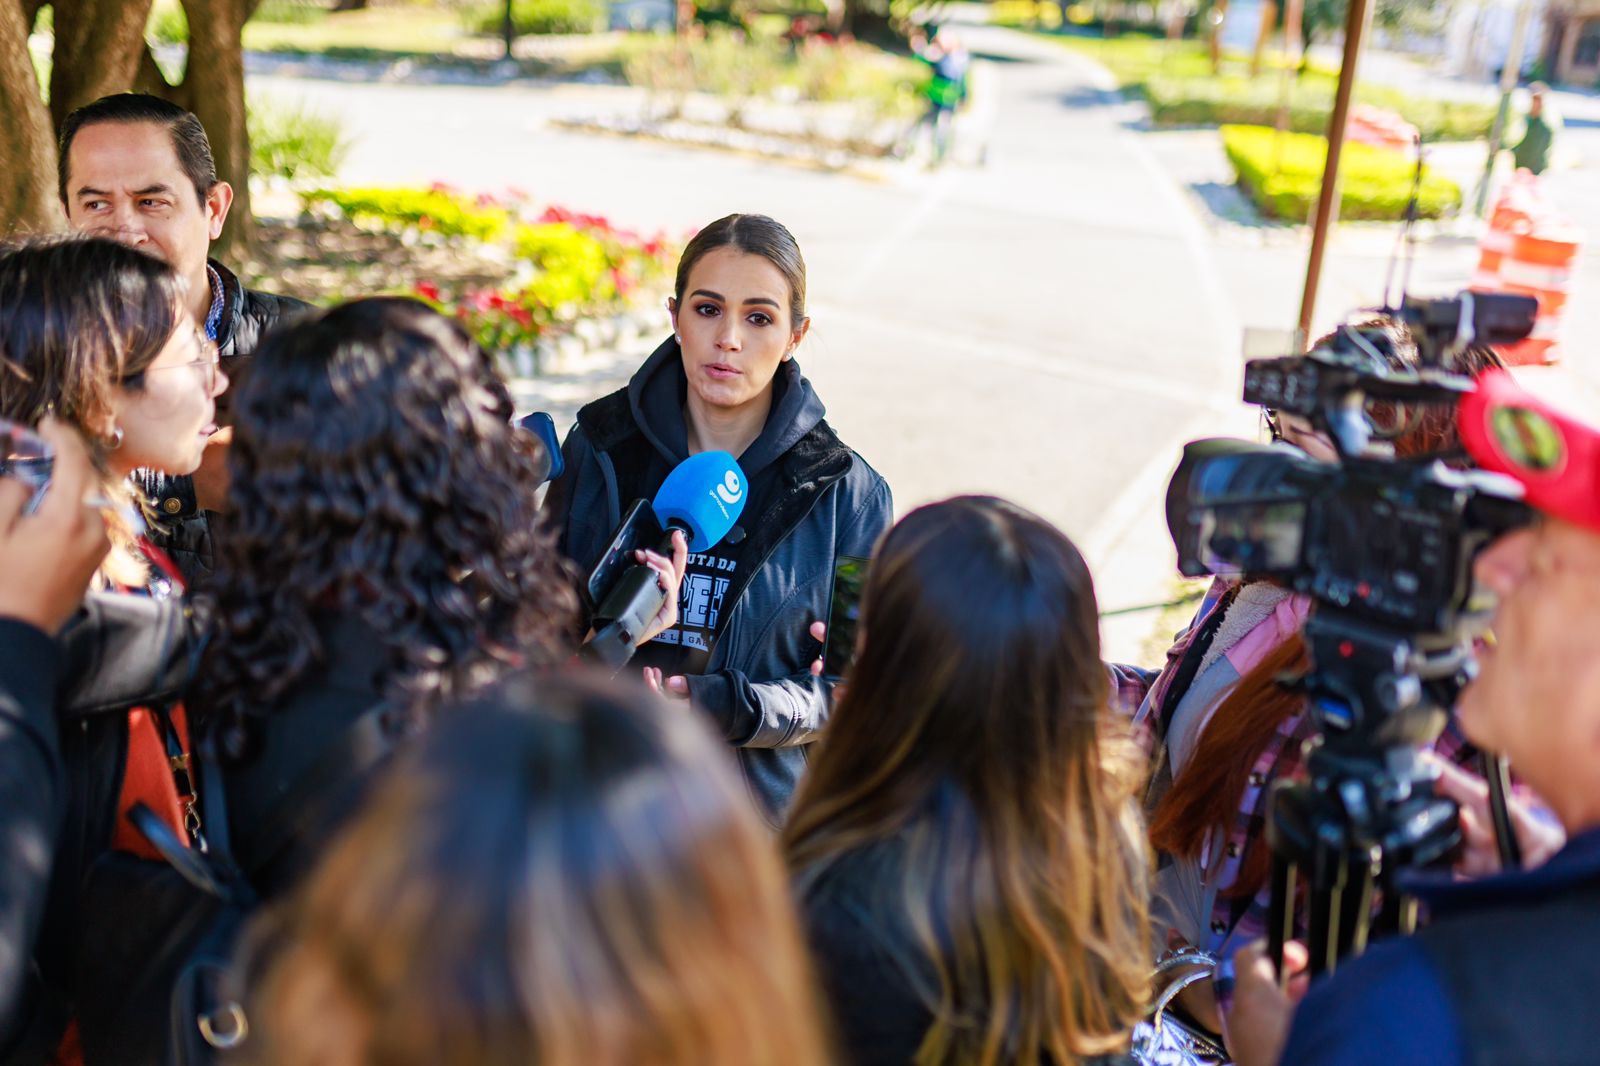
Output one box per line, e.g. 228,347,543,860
785,496,1151,1066
1135,315,1506,1037
244,672,831,1066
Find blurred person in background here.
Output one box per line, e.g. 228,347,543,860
59,92,309,584
785,496,1151,1066
0,235,227,1061
1510,83,1560,177
244,672,830,1066
545,213,892,827
905,26,970,166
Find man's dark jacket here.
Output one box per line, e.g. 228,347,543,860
143,260,309,585
544,339,893,825
1281,826,1600,1065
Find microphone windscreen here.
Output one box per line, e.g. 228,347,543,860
518,412,564,484
653,451,748,553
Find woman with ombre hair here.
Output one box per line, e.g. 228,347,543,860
785,496,1151,1066
244,672,831,1066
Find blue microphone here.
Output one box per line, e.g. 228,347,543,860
583,451,748,670
517,411,565,485
652,450,746,552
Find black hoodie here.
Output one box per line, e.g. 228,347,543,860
546,337,893,823
621,340,826,676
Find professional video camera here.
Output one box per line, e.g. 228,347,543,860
1164,291,1538,975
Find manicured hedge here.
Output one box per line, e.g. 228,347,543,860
1151,78,1494,143
1221,124,1462,222
1050,37,1495,142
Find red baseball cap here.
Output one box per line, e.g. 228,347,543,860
1458,368,1600,533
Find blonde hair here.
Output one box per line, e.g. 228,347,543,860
246,673,832,1066
786,497,1151,1065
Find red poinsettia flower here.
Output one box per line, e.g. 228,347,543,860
414,280,442,302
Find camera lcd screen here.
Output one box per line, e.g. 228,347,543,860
1197,501,1306,575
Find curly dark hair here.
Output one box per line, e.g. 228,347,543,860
194,297,576,757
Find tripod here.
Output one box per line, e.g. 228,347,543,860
1263,613,1463,978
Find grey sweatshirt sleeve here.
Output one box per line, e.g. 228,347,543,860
684,473,893,750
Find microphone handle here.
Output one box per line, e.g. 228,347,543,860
583,524,688,674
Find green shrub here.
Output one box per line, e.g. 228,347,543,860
1147,76,1493,142
1221,124,1461,222
468,0,604,36
1053,36,1495,142
252,0,329,24
620,28,919,121
249,99,350,182
303,187,512,241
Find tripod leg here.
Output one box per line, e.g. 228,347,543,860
1268,851,1296,982
1338,848,1377,962
1307,884,1337,979
1480,751,1523,871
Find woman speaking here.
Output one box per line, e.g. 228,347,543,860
545,213,892,825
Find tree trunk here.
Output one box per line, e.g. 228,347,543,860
1208,0,1229,72
1250,0,1277,77
0,0,60,235
332,0,368,9
181,0,254,260
49,0,156,130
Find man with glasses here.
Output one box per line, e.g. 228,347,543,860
58,92,308,584
1223,368,1600,1065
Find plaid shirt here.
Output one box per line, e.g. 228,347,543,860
1136,580,1480,957
1108,661,1158,721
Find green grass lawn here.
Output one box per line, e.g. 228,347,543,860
1032,31,1495,142
241,7,470,55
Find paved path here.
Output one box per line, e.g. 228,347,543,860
252,22,1264,658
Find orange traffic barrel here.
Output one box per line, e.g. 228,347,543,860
1494,227,1582,366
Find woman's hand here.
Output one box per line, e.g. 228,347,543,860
1423,753,1565,877
0,418,111,634
633,529,688,646
1221,939,1310,1066
642,666,690,700
808,620,826,677
644,618,831,702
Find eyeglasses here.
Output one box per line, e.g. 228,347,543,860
137,328,223,392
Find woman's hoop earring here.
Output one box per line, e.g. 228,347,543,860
109,426,124,450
